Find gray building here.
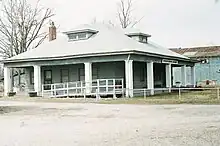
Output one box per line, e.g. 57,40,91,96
3,24,195,97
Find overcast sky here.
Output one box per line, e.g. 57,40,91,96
31,0,220,48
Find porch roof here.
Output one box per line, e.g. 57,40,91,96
5,24,189,63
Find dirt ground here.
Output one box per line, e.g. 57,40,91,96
0,101,220,146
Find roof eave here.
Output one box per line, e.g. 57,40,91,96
3,50,194,64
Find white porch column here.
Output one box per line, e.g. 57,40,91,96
125,60,133,97
34,65,41,96
24,68,31,93
181,65,187,87
84,62,92,94
191,66,196,87
147,61,154,95
166,64,172,92
4,67,12,96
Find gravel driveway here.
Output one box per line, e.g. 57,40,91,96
0,101,220,146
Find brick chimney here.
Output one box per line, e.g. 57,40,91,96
49,21,56,41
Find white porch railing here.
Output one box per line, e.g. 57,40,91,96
42,78,124,98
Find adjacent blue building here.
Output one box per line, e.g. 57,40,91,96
171,46,220,86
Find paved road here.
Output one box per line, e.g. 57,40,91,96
0,101,220,146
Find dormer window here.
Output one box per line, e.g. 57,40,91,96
68,33,77,40
126,32,151,44
67,32,87,41
64,29,98,41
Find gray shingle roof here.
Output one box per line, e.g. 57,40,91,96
6,24,188,62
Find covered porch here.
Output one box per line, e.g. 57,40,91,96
3,54,196,98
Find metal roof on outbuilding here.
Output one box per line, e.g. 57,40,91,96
170,46,220,58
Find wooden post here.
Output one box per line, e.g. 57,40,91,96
84,88,86,100
113,88,117,99
178,87,181,99
54,84,56,98
113,79,116,95
144,89,146,100
81,81,83,94
217,88,219,100
50,84,53,97
42,85,44,97
121,79,124,97
106,79,108,93
97,79,100,94
96,89,99,102
66,83,69,97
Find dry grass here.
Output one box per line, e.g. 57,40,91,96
0,89,220,105
100,89,220,105
99,98,220,105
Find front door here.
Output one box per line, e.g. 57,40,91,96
44,70,52,90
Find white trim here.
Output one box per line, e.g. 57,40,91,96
166,64,172,92
84,62,92,94
4,67,11,96
147,61,154,95
125,60,133,97
34,65,41,95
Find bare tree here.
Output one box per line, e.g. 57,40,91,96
117,0,143,28
0,0,54,90
0,0,54,59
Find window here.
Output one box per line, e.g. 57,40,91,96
43,70,52,90
139,36,143,42
139,36,147,43
61,69,69,83
45,70,52,80
78,32,87,39
67,32,87,41
142,37,147,43
44,70,52,85
68,33,77,40
78,68,85,81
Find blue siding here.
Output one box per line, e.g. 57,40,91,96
173,57,220,85
173,67,191,85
